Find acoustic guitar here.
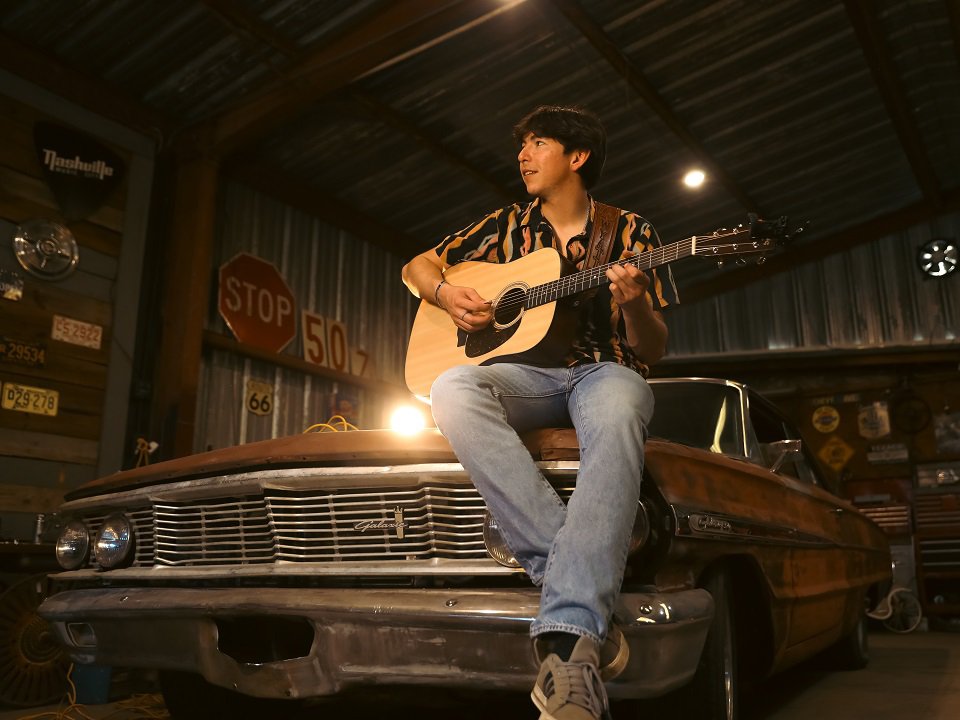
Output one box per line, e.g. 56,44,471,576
405,215,792,399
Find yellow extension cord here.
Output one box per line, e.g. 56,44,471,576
15,665,169,720
303,414,359,433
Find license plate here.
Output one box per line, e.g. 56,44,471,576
1,381,59,416
0,338,47,367
52,314,103,350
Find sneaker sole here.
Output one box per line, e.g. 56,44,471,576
530,686,551,719
599,627,630,681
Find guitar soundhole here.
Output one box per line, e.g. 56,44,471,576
493,286,525,329
463,286,526,359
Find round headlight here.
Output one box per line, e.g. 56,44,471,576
94,513,135,569
55,519,90,570
483,511,520,568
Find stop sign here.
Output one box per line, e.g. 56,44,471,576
218,252,296,353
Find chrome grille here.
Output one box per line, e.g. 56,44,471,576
154,497,276,566
267,484,489,561
76,478,577,569
130,507,156,566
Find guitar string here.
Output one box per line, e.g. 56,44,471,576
489,232,757,316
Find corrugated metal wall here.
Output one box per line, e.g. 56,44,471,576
667,212,960,356
194,182,957,450
194,181,416,451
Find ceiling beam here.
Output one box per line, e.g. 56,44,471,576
198,0,300,58
680,187,960,303
199,2,514,203
347,90,515,203
0,30,171,142
223,159,421,259
844,0,942,205
202,0,521,155
546,0,762,215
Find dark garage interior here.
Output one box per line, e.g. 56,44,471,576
0,1,959,718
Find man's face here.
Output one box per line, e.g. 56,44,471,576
517,133,584,197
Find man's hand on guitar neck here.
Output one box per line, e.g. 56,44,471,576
438,282,492,332
606,259,650,308
607,257,668,365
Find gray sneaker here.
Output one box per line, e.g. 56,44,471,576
531,635,611,720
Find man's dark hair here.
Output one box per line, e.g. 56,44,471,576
512,105,607,189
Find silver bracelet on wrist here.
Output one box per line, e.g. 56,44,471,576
434,279,447,309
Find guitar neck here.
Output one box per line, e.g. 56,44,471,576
526,237,696,308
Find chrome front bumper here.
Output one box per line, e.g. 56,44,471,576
40,586,712,700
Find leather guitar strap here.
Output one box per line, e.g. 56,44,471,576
580,201,621,300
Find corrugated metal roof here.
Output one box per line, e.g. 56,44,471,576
2,0,958,338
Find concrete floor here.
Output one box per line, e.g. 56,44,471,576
1,631,957,720
745,631,960,720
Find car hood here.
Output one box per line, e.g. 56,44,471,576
67,427,751,502
68,429,460,500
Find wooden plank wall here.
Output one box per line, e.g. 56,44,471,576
0,93,130,529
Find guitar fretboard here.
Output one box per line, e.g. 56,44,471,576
525,237,697,309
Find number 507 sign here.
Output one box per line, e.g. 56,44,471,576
301,310,371,377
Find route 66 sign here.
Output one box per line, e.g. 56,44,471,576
245,380,274,416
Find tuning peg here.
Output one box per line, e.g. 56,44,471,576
716,260,724,269
757,256,766,265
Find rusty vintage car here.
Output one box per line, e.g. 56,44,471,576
38,378,890,719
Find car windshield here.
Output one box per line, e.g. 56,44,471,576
648,382,745,456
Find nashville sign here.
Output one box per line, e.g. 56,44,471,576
40,149,116,180
33,122,125,221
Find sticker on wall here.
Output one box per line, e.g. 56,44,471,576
1,380,59,417
811,392,862,406
0,268,24,301
811,405,840,433
817,435,855,472
857,401,891,439
934,412,960,455
51,314,103,350
866,443,909,464
0,337,46,367
245,379,274,416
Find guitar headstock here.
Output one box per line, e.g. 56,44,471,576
694,214,805,267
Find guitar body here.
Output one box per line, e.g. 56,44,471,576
405,247,579,399
403,215,791,399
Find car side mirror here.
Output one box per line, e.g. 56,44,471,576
765,439,803,473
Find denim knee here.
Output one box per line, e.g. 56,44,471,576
430,365,489,428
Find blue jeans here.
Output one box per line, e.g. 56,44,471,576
430,361,654,644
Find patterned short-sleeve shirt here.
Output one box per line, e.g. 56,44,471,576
431,197,680,374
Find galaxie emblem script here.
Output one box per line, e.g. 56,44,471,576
354,507,408,539
691,513,733,534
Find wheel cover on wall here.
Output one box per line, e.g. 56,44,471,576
0,574,69,707
12,219,80,281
